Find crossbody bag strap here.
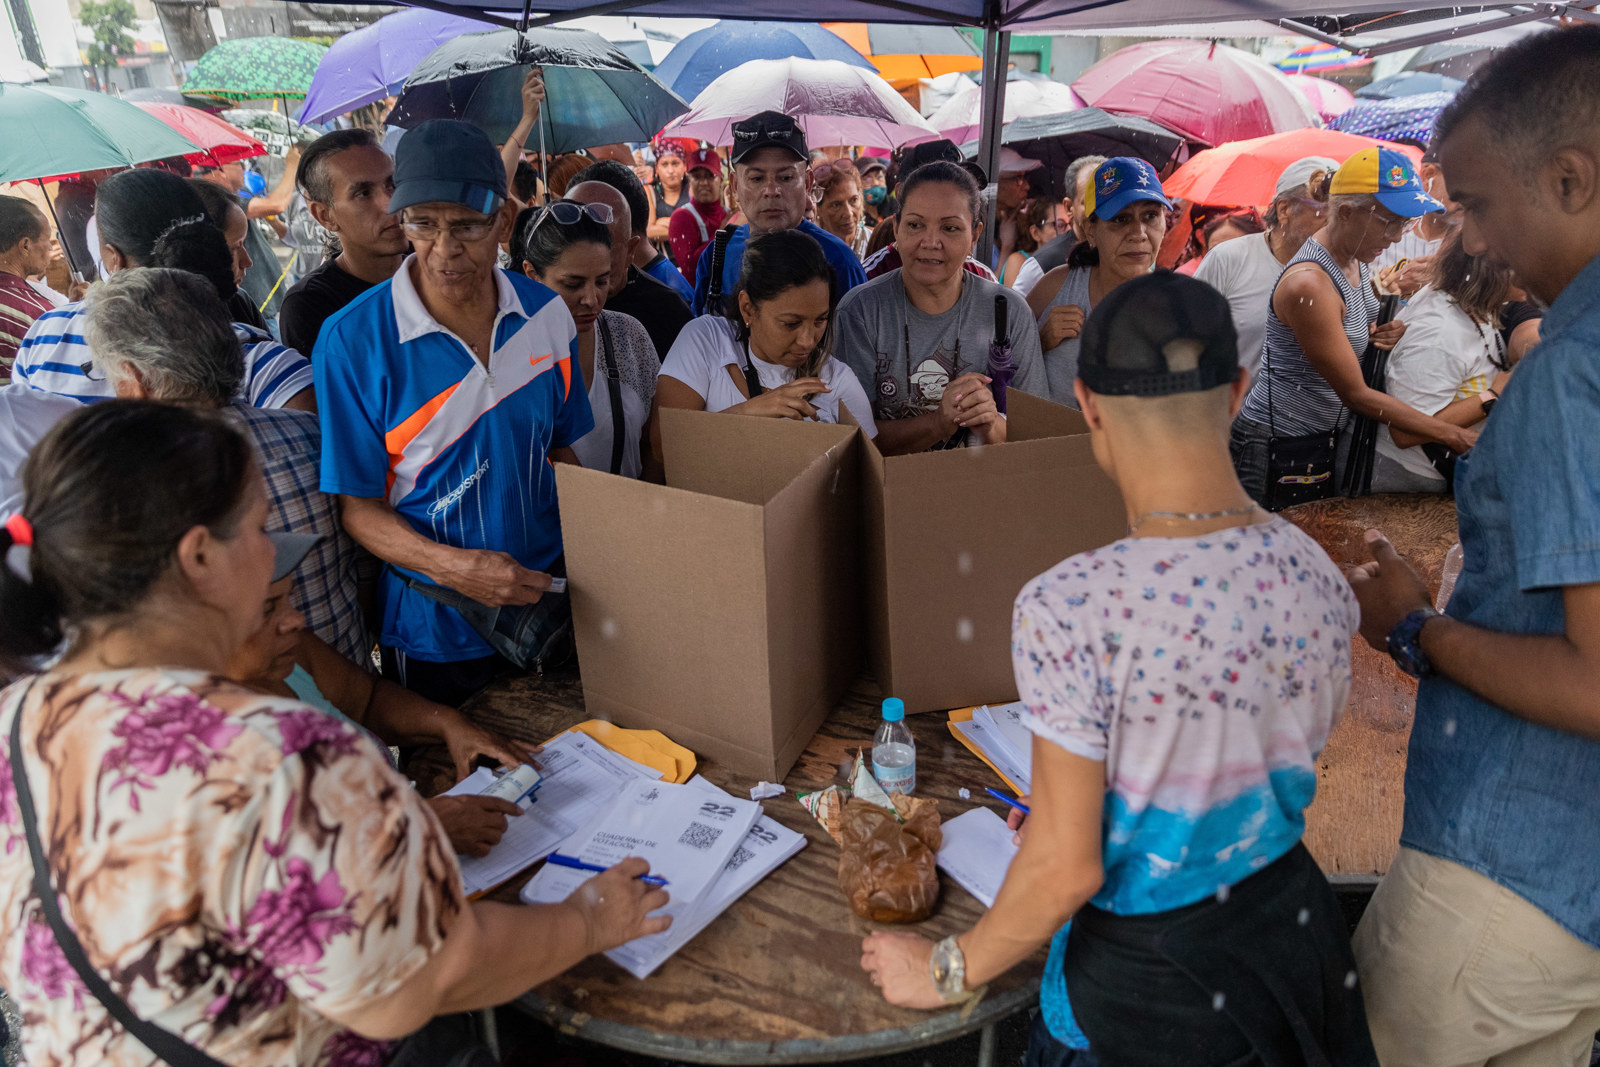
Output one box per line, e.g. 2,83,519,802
9,680,231,1067
596,313,625,476
739,342,764,400
686,200,709,244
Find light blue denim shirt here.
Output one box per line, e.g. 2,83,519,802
1404,250,1600,947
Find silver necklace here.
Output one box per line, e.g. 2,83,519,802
1130,504,1260,531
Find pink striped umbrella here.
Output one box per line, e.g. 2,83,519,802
1072,39,1318,148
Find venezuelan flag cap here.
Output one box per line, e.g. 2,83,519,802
1084,156,1173,221
1329,146,1444,218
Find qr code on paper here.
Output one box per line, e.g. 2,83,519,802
678,822,723,851
726,845,755,871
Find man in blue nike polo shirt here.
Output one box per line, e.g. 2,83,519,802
315,119,593,706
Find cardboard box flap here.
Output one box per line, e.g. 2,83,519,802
661,407,856,507
1007,389,1090,442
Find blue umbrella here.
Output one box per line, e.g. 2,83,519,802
300,9,486,124
651,21,875,102
1354,70,1464,101
1328,91,1455,148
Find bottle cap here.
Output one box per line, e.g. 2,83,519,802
882,697,904,722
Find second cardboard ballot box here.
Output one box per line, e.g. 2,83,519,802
861,391,1127,714
556,409,861,781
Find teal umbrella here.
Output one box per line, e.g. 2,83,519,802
183,37,328,103
0,83,200,278
0,82,199,183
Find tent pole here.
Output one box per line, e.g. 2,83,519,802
34,178,82,283
974,19,1009,267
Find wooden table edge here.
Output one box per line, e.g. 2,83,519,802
512,979,1041,1064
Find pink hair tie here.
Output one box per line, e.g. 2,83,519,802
2,514,30,547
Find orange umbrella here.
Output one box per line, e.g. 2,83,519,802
1163,126,1423,208
822,23,982,89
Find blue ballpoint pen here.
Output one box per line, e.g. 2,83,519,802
984,787,1030,816
546,853,670,887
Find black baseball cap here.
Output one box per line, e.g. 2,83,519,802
390,118,507,216
731,111,808,166
890,138,961,186
1078,273,1241,397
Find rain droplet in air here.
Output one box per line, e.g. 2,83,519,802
1344,971,1359,989
1215,883,1230,903
601,618,618,639
957,617,975,643
1212,992,1227,1011
957,551,974,577
1298,907,1311,926
1444,717,1457,737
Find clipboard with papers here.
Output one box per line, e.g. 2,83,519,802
947,701,1033,794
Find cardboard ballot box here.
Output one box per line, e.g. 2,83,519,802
861,391,1127,714
556,408,862,781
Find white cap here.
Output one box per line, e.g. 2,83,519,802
998,147,1043,175
1275,155,1341,197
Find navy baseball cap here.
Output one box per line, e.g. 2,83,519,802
1079,272,1240,398
390,119,507,216
1084,156,1172,221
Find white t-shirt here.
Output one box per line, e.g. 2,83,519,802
659,315,879,438
1375,284,1504,483
569,311,656,480
1013,255,1046,297
1192,232,1283,380
1373,230,1442,277
0,385,79,514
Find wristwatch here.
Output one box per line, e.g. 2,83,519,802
1478,390,1498,415
929,935,968,1003
1387,607,1442,679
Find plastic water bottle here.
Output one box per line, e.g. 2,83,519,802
873,697,916,796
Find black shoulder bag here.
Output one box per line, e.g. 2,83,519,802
596,314,626,476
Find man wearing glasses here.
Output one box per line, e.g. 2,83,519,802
1194,155,1338,379
690,111,867,315
314,119,594,706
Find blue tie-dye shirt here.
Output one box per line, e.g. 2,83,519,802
1011,516,1357,1046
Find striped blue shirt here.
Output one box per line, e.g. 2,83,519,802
12,302,313,408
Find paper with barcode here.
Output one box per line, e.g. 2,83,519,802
521,777,804,979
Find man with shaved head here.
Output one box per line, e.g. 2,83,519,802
1346,26,1600,1066
568,172,691,358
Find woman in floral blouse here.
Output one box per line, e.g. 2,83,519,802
0,400,670,1066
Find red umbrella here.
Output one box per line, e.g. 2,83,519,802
1072,39,1318,148
129,101,267,168
1163,127,1422,208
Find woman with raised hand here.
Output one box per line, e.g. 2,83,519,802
1027,157,1173,407
834,161,1047,455
655,228,878,450
512,199,658,480
0,401,668,1065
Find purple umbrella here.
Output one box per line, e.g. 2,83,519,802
988,294,1014,415
298,9,487,125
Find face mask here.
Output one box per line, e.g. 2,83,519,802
864,185,888,207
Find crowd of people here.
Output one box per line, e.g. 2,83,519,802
0,23,1594,1067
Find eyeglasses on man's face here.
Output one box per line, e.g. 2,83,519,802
401,211,499,243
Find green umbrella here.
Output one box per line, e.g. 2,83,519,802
183,37,328,102
0,82,199,183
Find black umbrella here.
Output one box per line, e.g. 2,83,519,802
388,27,687,157
962,107,1183,200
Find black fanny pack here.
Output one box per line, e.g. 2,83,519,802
405,556,571,672
1265,427,1342,512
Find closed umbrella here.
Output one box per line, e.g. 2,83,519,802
183,37,328,103
928,77,1082,145
130,102,266,168
299,9,486,124
651,21,874,102
0,83,199,276
1355,71,1464,100
963,108,1183,200
662,57,938,150
389,27,688,155
821,23,982,89
1164,128,1420,208
1073,39,1318,148
1284,74,1355,123
1328,92,1454,149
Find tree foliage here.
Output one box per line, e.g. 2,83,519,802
81,0,137,83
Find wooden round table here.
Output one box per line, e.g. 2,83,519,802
408,671,1046,1065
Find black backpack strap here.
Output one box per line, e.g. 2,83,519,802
9,680,231,1067
596,313,625,475
706,223,737,315
739,344,764,400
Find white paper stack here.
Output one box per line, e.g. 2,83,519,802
936,807,1021,908
951,701,1033,792
445,731,663,897
521,777,805,978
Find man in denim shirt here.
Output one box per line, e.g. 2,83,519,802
1346,28,1600,1066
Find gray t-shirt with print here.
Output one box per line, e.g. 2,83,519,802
834,270,1046,432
